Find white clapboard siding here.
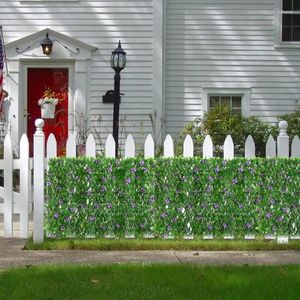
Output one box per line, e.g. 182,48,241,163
125,134,135,158
266,135,276,158
245,135,256,158
86,134,96,157
183,135,193,157
164,135,174,158
3,134,13,237
203,135,213,158
144,134,155,158
66,134,77,158
19,134,30,238
291,135,300,158
165,0,300,136
105,134,116,158
223,135,234,159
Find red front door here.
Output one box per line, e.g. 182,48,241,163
27,68,68,156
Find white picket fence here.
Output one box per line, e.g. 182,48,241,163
0,119,299,242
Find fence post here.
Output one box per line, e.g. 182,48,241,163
33,119,45,243
277,121,289,157
3,134,13,237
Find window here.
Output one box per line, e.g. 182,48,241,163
282,0,300,41
209,95,242,115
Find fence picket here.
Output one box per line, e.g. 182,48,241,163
266,135,276,158
224,135,234,159
164,135,174,158
66,134,76,157
125,134,135,158
19,134,30,238
291,135,300,157
47,134,57,161
3,134,13,237
105,134,116,158
86,134,96,157
144,134,154,158
245,135,256,158
203,135,213,158
277,121,289,157
183,135,193,157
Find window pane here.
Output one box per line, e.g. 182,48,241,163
293,0,300,10
232,96,242,107
283,14,292,26
292,14,300,26
210,96,219,107
292,26,300,40
220,96,230,105
282,26,292,41
232,108,242,115
283,0,292,10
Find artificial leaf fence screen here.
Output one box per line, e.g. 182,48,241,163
46,157,300,238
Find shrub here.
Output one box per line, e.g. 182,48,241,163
46,157,300,238
176,105,272,157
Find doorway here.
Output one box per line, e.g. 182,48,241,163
27,68,69,156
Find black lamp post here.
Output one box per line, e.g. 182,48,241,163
110,40,127,157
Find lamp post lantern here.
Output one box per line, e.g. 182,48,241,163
110,40,127,157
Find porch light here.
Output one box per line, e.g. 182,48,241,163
110,41,126,157
40,33,53,55
110,40,127,71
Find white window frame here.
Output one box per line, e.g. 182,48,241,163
275,0,300,48
202,88,251,117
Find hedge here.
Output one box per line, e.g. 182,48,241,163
46,157,300,238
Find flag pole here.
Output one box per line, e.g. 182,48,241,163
0,25,9,75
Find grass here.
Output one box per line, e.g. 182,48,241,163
25,237,300,251
0,264,299,300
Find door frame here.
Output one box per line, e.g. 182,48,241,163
20,60,75,141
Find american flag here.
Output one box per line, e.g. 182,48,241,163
0,30,4,112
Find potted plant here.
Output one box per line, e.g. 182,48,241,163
38,87,64,119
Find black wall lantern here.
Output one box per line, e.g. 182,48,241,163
40,33,53,55
110,40,126,157
16,32,80,55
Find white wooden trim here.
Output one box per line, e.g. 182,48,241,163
202,87,251,117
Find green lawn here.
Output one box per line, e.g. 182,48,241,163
25,237,300,251
0,264,299,300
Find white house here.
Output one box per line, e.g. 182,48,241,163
0,0,299,153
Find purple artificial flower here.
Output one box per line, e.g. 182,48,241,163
148,196,156,204
238,167,244,173
130,168,137,173
94,203,100,209
187,203,193,210
207,225,213,231
165,198,171,205
245,223,252,229
101,186,107,192
115,223,121,229
238,203,244,209
222,223,228,229
270,199,276,205
214,166,220,173
125,178,131,185
208,176,214,182
265,212,272,219
60,226,65,231
102,176,107,182
166,225,172,231
160,212,168,219
107,203,113,209
171,217,178,223
64,216,71,223
140,160,145,166
206,185,212,193
58,199,64,205
276,216,283,222
139,223,145,229
107,165,113,173
143,167,148,173
213,203,219,209
54,213,59,219
232,178,238,185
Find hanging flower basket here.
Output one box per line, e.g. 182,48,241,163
38,87,65,119
39,98,59,119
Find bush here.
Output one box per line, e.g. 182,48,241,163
275,110,300,141
46,157,300,238
176,105,272,157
